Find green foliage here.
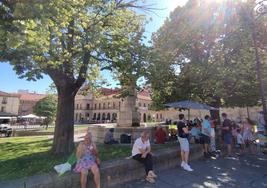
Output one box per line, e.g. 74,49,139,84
0,0,148,153
1,0,145,84
148,0,266,108
33,95,57,124
103,28,150,98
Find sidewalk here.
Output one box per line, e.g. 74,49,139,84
119,154,267,188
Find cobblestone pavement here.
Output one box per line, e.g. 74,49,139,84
120,154,267,188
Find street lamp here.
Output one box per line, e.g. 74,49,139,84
251,0,267,133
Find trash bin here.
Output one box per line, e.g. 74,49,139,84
120,134,131,144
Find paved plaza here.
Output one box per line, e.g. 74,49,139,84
120,154,267,188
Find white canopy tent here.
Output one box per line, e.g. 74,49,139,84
19,114,41,119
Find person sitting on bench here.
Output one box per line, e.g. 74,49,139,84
104,128,118,144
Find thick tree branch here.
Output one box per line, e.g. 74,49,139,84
75,51,90,87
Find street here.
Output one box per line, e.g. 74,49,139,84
120,154,267,188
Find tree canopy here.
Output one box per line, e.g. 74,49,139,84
148,0,267,110
33,95,57,125
0,0,148,154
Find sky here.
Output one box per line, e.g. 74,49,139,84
0,0,188,94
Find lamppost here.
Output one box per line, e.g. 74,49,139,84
251,0,267,133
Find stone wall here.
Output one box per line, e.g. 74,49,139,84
1,145,203,188
88,124,168,144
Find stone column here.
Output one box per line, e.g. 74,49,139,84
117,86,140,127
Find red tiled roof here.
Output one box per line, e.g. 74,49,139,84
0,91,20,97
19,92,46,101
138,90,151,97
99,88,120,96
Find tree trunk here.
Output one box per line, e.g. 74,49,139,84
209,96,221,124
51,87,76,155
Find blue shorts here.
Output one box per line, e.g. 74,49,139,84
223,133,232,145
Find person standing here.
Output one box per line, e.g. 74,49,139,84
132,131,157,183
221,113,233,157
242,118,256,154
177,114,193,171
236,129,245,155
202,115,212,158
210,118,216,153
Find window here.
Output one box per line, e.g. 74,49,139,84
2,97,7,104
139,103,141,107
99,103,101,109
86,104,90,110
113,102,115,108
1,106,6,112
143,103,146,107
95,104,97,109
108,102,110,109
80,104,82,110
103,103,106,109
76,104,79,109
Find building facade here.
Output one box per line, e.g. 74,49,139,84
74,87,264,124
0,91,20,116
74,88,165,123
17,90,46,116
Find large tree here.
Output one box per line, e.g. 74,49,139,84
103,29,150,126
0,0,146,154
149,0,266,113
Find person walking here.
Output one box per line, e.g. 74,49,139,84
177,114,193,172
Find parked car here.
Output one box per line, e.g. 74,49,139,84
0,124,12,137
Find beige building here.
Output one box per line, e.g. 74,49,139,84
0,91,20,115
17,90,46,116
74,87,263,124
74,88,165,124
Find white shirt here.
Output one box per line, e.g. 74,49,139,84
132,137,150,156
237,133,244,144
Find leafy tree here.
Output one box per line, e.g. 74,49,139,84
0,0,146,154
34,95,57,129
103,29,150,126
146,49,179,110
149,0,265,113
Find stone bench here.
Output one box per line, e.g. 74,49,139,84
1,145,202,188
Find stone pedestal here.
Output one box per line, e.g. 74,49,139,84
117,93,140,127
